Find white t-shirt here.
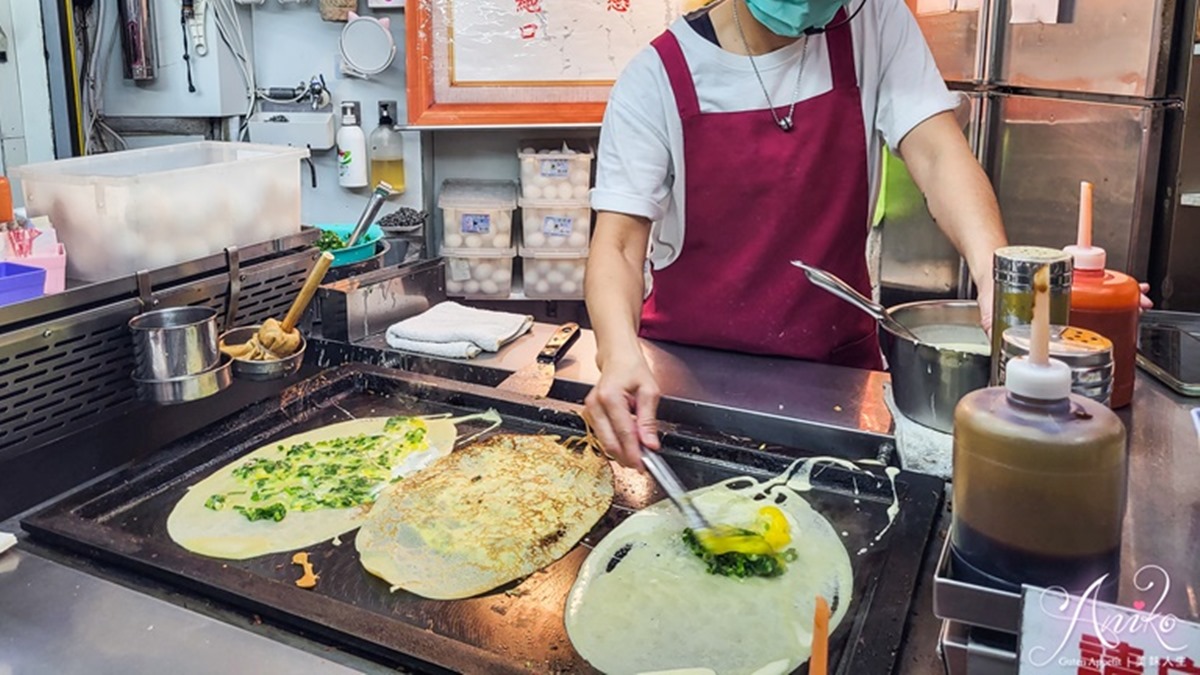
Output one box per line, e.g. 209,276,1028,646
591,0,960,269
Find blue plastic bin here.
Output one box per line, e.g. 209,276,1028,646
0,262,47,307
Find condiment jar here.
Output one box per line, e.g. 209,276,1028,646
998,325,1114,406
991,246,1073,384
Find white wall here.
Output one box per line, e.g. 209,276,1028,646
0,0,55,177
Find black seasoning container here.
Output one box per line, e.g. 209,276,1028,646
991,247,1073,385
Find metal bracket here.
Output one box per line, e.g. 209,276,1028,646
135,270,156,311
222,246,242,331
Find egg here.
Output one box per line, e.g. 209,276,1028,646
549,234,566,248
556,261,576,274
560,280,579,295
536,260,553,274
555,183,575,200
496,219,511,235
546,270,565,286
573,185,590,200
567,231,588,249
495,266,512,283
526,232,547,248
523,185,542,200
572,265,586,283
534,279,551,294
521,158,538,177
524,266,539,283
464,234,483,248
464,280,481,295
446,280,464,294
532,174,550,188
444,233,464,248
493,234,510,248
521,146,537,155
473,262,495,281
569,169,590,187
537,149,551,155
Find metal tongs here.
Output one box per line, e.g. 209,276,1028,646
641,450,712,532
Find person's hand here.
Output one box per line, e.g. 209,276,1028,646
584,354,661,470
1139,282,1153,314
976,278,994,337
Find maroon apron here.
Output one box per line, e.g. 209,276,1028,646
639,14,883,370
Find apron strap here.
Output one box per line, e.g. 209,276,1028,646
824,8,858,91
651,31,701,120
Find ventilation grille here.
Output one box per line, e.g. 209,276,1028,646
0,251,316,459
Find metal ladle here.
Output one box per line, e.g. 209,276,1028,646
790,260,922,343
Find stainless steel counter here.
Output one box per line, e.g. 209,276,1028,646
3,324,1199,674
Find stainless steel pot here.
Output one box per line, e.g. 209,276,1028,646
880,301,992,434
128,306,220,379
132,354,233,405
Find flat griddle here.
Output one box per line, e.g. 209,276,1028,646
22,364,944,674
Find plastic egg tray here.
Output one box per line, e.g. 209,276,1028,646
438,179,518,252
518,140,593,203
518,199,592,252
520,248,586,300
444,248,516,299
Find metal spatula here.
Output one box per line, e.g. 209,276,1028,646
496,322,581,398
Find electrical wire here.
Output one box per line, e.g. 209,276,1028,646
210,0,256,141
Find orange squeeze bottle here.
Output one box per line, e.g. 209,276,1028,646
1064,181,1140,408
0,176,12,225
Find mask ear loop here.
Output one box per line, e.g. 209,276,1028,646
804,0,869,35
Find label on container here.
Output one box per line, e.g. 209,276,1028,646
448,258,472,282
460,213,491,234
543,216,574,237
540,159,570,178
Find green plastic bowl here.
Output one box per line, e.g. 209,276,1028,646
314,224,385,267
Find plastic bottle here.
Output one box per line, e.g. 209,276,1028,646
369,100,406,194
337,101,368,189
951,265,1127,601
0,176,13,225
1064,181,1140,408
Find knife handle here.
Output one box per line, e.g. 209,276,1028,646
536,322,581,365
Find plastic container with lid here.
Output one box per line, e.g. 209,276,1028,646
521,247,586,299
518,198,591,252
517,140,593,202
990,246,1073,384
12,141,308,282
438,179,517,252
952,264,1126,601
1063,181,1140,409
443,247,515,299
997,324,1113,406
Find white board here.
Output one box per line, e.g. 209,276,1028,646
448,0,683,85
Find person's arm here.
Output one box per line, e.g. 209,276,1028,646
583,211,660,469
897,111,1008,331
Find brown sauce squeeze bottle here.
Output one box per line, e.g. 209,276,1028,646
951,265,1127,600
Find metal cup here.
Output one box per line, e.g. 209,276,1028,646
129,307,220,379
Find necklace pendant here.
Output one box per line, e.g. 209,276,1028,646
777,117,794,132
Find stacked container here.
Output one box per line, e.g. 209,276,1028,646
438,179,518,299
517,140,593,299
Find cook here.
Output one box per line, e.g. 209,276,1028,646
583,0,1010,467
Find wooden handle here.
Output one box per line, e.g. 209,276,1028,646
281,252,334,333
811,596,830,675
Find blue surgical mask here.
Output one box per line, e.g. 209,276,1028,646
744,0,848,38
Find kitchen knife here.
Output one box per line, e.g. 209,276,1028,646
496,322,581,398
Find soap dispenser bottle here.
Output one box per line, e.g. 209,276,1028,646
1064,181,1140,408
337,101,368,189
951,265,1127,600
369,100,406,194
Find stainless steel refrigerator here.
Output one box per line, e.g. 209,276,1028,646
881,0,1196,308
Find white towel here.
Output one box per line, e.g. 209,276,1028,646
883,383,954,480
385,302,533,358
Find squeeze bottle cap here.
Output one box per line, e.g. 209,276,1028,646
1064,180,1106,271
1006,264,1072,400
341,101,360,126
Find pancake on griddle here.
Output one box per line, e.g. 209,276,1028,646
355,433,614,599
565,477,854,675
167,416,458,560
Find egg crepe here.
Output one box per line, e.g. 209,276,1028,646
355,433,614,599
565,478,854,675
167,416,458,560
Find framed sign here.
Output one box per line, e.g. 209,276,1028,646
405,0,693,126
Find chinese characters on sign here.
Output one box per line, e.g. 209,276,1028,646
1077,635,1200,674
607,0,631,12
514,0,543,39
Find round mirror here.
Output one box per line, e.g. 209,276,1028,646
340,15,396,78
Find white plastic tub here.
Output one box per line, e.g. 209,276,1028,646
12,141,308,282
518,198,591,252
444,247,516,299
520,248,587,300
517,140,593,202
438,179,517,252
